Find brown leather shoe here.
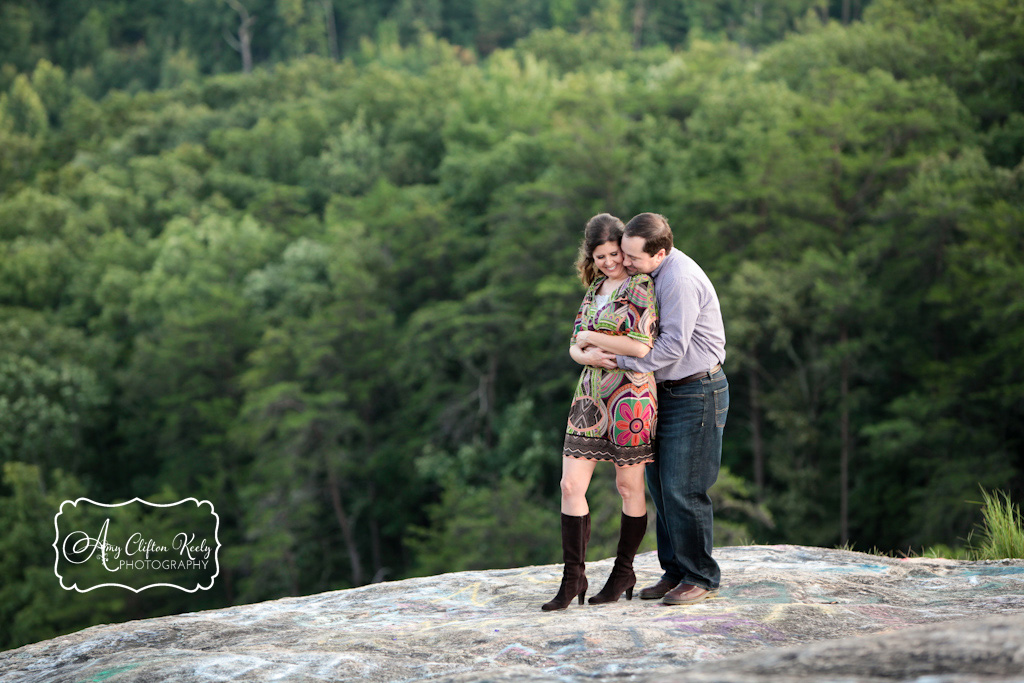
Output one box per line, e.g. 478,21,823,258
638,577,679,600
662,583,719,605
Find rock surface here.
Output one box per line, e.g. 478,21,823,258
3,545,1024,682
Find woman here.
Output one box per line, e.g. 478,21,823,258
542,213,658,611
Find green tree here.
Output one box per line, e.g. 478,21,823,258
0,311,112,477
230,217,399,598
0,463,126,650
407,474,559,576
683,0,831,47
862,150,1024,548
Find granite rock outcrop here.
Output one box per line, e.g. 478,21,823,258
3,545,1024,682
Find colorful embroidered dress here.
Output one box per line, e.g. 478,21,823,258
563,273,658,466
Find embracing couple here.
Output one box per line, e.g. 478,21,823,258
542,212,728,611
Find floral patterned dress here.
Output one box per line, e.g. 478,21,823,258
563,273,658,466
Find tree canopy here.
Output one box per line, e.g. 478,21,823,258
2,0,1023,651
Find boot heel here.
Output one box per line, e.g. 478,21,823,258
578,591,586,605
625,586,633,600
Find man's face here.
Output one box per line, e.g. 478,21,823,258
621,236,666,275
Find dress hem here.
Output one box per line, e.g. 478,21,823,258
563,452,654,466
563,433,655,467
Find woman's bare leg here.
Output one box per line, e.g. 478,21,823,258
560,457,597,515
614,463,647,517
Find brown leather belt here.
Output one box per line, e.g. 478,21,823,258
658,364,722,388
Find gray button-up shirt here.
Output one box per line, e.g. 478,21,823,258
617,248,726,382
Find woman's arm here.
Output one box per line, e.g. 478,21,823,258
577,330,651,358
570,342,619,368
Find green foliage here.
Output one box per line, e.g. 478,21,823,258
685,0,831,47
923,489,1024,560
0,463,124,650
0,310,113,477
407,474,559,576
0,0,875,95
968,489,1024,560
712,467,774,545
2,0,1023,653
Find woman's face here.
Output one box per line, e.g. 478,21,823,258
592,240,624,279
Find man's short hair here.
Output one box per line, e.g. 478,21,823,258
624,213,673,256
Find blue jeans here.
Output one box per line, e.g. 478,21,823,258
646,367,729,590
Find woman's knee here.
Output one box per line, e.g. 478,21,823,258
560,475,586,500
614,471,645,501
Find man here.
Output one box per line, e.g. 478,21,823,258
585,212,728,605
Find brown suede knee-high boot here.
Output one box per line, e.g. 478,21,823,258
588,512,647,604
541,513,591,611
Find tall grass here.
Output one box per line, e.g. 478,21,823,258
839,488,1024,560
969,488,1024,560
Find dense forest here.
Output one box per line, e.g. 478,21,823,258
2,0,1022,651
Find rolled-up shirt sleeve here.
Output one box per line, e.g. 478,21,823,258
618,272,699,374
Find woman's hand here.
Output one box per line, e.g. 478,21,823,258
581,330,651,358
570,342,617,368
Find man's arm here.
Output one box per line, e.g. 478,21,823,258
618,274,699,373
